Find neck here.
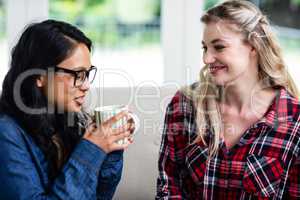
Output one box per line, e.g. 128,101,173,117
220,77,272,116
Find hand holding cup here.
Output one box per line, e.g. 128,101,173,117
83,111,133,153
83,105,139,153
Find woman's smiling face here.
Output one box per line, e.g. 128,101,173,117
38,43,92,113
202,21,258,86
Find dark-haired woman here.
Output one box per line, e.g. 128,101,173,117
0,20,133,199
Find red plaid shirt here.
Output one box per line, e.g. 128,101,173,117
156,86,300,200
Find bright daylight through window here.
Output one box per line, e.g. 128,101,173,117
0,0,8,86
49,0,163,88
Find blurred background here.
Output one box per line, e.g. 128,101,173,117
0,1,299,199
0,0,299,88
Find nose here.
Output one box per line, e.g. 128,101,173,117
203,50,216,65
80,79,90,91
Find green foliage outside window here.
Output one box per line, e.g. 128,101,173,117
203,0,300,53
291,0,300,6
49,0,161,48
0,0,5,40
204,0,221,10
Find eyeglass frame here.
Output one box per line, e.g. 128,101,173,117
54,65,97,87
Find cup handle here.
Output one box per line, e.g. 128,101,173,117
128,112,140,135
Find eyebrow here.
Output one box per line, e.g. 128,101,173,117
202,39,226,45
72,66,90,71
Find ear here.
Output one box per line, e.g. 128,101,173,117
245,38,257,57
250,45,257,57
36,76,46,88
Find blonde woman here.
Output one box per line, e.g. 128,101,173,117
156,1,300,199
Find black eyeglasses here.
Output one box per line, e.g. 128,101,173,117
54,65,97,87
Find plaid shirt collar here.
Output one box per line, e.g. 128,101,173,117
258,88,295,129
204,87,294,144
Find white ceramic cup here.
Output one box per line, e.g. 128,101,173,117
94,105,139,145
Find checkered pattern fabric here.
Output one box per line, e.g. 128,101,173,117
156,87,300,200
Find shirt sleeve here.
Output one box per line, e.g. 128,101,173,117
156,91,195,200
0,120,108,200
285,155,300,199
285,110,300,200
96,150,123,200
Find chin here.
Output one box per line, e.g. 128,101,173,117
67,104,82,113
212,78,226,86
211,75,235,86
73,107,82,113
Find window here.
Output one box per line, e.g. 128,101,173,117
49,0,162,88
0,0,8,85
253,0,300,88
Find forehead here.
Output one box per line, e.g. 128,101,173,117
202,21,244,44
59,43,91,70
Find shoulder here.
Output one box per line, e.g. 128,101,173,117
269,88,300,127
279,89,300,134
167,82,199,115
0,114,22,131
163,83,199,142
285,92,300,154
285,91,300,122
252,89,300,161
0,114,26,143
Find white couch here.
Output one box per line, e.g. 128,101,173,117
84,86,178,200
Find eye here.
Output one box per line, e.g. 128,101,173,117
76,71,86,81
202,46,207,52
214,45,225,51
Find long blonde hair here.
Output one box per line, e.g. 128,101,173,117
185,0,299,158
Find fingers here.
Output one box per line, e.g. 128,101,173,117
111,130,131,142
127,137,134,144
83,122,97,137
127,119,135,133
105,131,131,152
110,141,131,151
102,111,128,127
91,119,133,138
110,123,132,135
87,122,97,131
111,132,134,150
88,111,135,152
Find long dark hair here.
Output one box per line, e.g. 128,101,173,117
0,19,92,181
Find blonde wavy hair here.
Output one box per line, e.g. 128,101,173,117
184,0,299,158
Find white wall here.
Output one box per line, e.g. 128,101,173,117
162,0,204,86
6,0,48,51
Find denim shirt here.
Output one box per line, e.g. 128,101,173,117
0,114,123,200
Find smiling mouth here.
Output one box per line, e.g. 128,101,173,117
209,65,228,74
74,96,85,105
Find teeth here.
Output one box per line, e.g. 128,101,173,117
211,66,224,68
209,65,226,73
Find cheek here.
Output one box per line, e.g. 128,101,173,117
224,49,250,68
53,77,76,105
